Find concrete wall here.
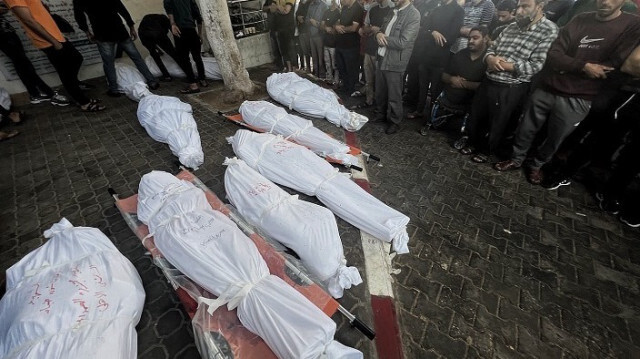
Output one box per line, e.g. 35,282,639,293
1,0,273,96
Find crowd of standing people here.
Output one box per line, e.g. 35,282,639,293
265,0,640,227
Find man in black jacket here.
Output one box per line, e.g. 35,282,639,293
74,0,159,97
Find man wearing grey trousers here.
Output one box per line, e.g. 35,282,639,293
305,0,328,78
374,0,420,134
494,0,640,184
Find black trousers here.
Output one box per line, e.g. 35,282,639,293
466,79,529,156
415,63,444,115
41,41,89,105
140,31,196,81
174,27,204,82
335,47,359,94
0,31,54,98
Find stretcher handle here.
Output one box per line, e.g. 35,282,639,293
350,164,363,172
338,305,376,340
367,154,380,163
352,317,376,340
108,187,117,197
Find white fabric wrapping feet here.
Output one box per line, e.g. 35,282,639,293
266,72,368,132
0,218,145,359
239,100,359,167
136,95,204,169
145,55,222,80
137,171,362,359
0,87,11,111
223,158,362,298
228,130,410,254
115,63,149,101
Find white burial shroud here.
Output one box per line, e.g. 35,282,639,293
239,100,360,167
115,63,149,101
0,86,11,111
136,95,204,169
223,158,362,298
136,171,363,359
266,72,368,132
228,130,410,254
145,54,222,80
0,218,145,359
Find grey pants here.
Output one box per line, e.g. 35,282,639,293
309,35,325,78
511,88,592,169
375,68,404,124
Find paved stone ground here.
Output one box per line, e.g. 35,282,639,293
2,65,640,359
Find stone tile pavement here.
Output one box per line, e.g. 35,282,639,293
1,65,640,358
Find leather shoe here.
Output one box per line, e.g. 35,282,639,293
528,168,543,185
494,160,521,171
385,123,399,134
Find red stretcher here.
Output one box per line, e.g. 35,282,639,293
219,110,380,171
109,168,374,359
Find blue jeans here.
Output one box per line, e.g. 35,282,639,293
97,38,156,91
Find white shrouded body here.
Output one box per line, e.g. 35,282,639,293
0,218,145,359
0,87,11,111
136,95,204,169
228,130,410,254
223,158,362,298
136,171,362,359
115,63,150,101
239,100,359,167
145,55,222,80
266,72,368,132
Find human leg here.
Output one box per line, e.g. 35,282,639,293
0,32,54,98
363,53,376,105
140,34,171,78
42,42,92,107
509,89,555,166
96,41,119,92
182,28,205,80
119,38,158,84
374,67,388,120
174,32,198,83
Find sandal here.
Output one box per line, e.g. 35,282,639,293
180,87,200,94
459,146,474,155
471,154,489,163
8,111,26,124
0,129,20,141
81,101,106,112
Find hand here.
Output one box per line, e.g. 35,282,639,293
53,41,63,50
129,27,137,41
432,30,446,47
583,63,614,79
325,27,335,34
85,31,95,43
171,24,181,37
269,3,277,11
376,32,388,47
486,55,507,72
310,19,318,27
450,76,465,88
335,24,346,34
297,15,304,23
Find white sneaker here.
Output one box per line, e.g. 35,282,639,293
50,92,70,107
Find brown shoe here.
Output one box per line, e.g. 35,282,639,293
528,168,544,185
494,160,521,172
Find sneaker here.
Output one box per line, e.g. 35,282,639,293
50,92,70,107
453,136,468,150
30,94,51,104
620,213,640,228
595,192,621,214
542,178,571,190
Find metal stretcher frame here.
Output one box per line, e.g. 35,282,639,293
109,169,374,358
219,110,380,171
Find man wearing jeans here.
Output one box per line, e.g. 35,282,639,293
493,0,640,184
74,0,159,97
6,0,104,112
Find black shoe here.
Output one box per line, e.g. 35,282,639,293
30,94,51,104
419,125,431,136
106,90,122,97
385,123,399,134
78,81,95,90
148,82,160,90
596,192,621,214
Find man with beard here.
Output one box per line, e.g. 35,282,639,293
494,0,640,184
420,25,488,135
374,0,421,134
459,0,558,164
490,0,516,39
